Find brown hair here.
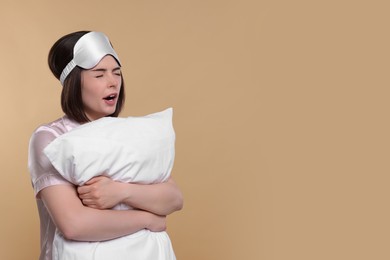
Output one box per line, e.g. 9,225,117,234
48,31,125,123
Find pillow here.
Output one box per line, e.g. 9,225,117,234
44,108,175,186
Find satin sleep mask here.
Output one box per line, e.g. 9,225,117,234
60,31,121,85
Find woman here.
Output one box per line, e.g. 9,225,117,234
28,31,183,260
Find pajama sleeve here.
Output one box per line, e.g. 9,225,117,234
28,127,73,198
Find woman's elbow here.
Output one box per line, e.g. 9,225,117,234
163,191,183,215
55,213,89,241
167,179,184,212
58,221,83,240
174,191,184,211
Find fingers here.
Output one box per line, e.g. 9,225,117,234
85,176,103,185
81,200,98,208
82,175,107,186
77,178,101,194
78,188,100,200
78,192,90,200
77,185,90,195
81,198,106,210
78,175,111,194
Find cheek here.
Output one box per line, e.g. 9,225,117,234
81,85,99,103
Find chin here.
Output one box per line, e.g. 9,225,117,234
105,110,117,117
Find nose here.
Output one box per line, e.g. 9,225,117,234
107,72,120,88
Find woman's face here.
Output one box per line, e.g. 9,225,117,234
81,55,122,121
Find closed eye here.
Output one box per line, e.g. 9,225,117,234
91,67,121,78
114,69,121,76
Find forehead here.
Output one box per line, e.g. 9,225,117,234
91,55,121,69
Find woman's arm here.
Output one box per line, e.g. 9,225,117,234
40,184,166,242
77,176,183,216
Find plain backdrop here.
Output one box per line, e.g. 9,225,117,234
1,0,389,259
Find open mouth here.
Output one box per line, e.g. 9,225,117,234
103,94,117,101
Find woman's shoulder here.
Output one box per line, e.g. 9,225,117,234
33,115,81,137
29,116,81,153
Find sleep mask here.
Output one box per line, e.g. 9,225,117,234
60,31,121,85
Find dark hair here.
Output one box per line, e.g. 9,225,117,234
48,31,125,123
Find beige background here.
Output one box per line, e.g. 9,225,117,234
1,0,389,259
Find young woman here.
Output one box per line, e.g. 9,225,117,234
28,31,183,260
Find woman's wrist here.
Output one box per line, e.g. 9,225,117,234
118,181,133,205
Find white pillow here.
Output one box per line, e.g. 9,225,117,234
44,108,175,186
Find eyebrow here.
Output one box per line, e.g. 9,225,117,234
91,66,121,72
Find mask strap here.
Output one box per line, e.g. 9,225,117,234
60,60,76,85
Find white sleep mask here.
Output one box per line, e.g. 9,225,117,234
60,31,121,85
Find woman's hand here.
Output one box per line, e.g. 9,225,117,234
78,175,183,215
41,184,167,241
76,177,168,231
146,213,167,232
77,176,127,209
121,177,183,216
